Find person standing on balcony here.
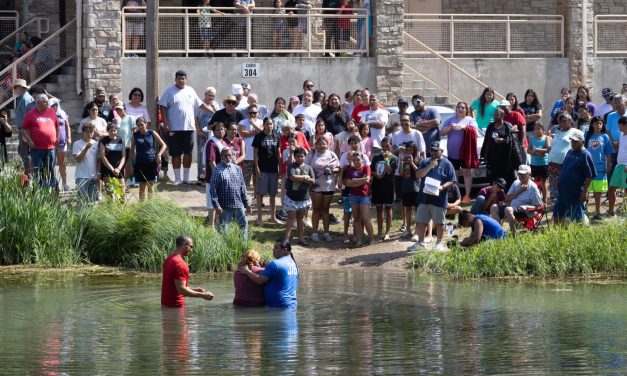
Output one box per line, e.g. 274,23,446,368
234,0,255,51
322,0,340,57
12,79,33,173
198,0,224,57
158,70,215,185
471,87,500,130
121,0,146,57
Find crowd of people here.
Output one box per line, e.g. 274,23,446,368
3,71,627,252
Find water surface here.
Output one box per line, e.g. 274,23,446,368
0,269,625,375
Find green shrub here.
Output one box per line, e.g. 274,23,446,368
0,166,83,266
411,223,627,278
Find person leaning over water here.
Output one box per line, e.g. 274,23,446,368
458,210,506,247
238,240,299,309
162,235,214,308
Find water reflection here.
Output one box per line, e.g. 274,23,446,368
0,270,624,375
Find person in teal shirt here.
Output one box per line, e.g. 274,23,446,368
471,87,500,130
584,117,613,219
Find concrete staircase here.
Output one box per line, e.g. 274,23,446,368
402,70,451,106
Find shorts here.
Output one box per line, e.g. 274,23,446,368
342,195,352,214
312,190,335,196
553,198,585,221
416,203,446,225
589,178,608,193
494,203,507,219
530,165,548,179
349,195,371,206
256,172,279,195
284,196,311,212
402,192,417,207
134,161,158,183
205,183,215,209
56,144,67,152
127,21,144,36
449,158,464,170
609,164,627,188
200,27,212,42
166,131,194,157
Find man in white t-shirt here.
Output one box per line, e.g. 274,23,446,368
387,97,410,134
490,165,542,236
391,114,426,199
598,88,615,119
237,104,264,193
158,70,214,184
72,124,99,203
292,90,322,136
359,94,389,155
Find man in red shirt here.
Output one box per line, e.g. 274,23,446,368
161,235,214,308
350,88,371,122
21,94,59,187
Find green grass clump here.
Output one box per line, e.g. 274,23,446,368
411,223,627,278
82,199,265,273
0,166,84,266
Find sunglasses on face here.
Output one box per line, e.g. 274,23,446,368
226,101,236,105
249,112,258,115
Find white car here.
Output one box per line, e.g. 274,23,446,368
387,106,489,188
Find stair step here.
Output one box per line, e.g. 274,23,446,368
59,65,76,75
45,75,75,85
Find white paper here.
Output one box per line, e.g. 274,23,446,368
424,176,441,196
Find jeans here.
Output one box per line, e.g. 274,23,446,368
197,135,208,180
470,195,486,214
219,207,249,240
75,178,98,203
30,148,57,188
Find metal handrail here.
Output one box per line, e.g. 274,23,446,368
121,6,370,57
0,19,76,110
403,63,463,104
0,18,50,51
403,31,505,101
594,15,627,56
404,13,564,58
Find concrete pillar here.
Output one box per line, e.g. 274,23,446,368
558,0,595,89
81,0,122,102
374,0,404,105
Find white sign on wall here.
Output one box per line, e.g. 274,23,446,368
242,63,260,78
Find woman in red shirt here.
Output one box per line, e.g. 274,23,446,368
343,152,374,246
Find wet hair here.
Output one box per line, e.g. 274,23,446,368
175,235,191,247
242,249,261,267
128,87,144,101
276,239,298,270
478,87,495,117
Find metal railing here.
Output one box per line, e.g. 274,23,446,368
403,31,505,105
594,15,627,56
0,11,19,57
0,17,50,59
122,7,369,57
404,14,564,58
0,19,76,110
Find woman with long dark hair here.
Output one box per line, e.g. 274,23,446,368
317,93,347,136
574,85,596,116
480,108,518,187
471,87,500,130
519,89,543,133
584,116,613,219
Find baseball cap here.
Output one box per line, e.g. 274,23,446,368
601,88,614,99
499,99,511,107
231,84,243,95
397,98,409,106
495,178,507,189
568,130,585,142
241,82,251,90
95,87,106,96
430,141,443,150
517,165,532,175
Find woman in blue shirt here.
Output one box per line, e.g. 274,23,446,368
237,240,299,308
584,117,614,219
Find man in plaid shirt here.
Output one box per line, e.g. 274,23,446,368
210,147,252,238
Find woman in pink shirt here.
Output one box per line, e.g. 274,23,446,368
233,250,265,307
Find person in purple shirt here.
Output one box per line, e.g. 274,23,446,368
233,250,265,307
237,240,299,308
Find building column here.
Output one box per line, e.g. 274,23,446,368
558,0,595,88
374,0,404,105
81,0,122,101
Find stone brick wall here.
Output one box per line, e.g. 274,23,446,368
374,0,404,105
441,0,557,15
594,0,627,14
82,0,122,100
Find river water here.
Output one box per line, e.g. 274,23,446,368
0,269,624,375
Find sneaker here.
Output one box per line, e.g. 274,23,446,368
323,232,333,242
605,211,616,218
311,233,320,242
400,224,407,232
406,242,427,253
462,195,471,204
382,234,390,241
63,184,70,191
411,234,419,242
592,214,603,221
329,213,341,224
172,180,181,186
434,242,447,252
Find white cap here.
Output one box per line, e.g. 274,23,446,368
231,84,243,95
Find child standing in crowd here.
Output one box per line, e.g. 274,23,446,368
399,141,420,239
281,135,298,211
72,124,99,204
339,135,369,243
585,117,614,220
283,147,315,245
343,151,374,246
371,137,396,241
99,123,126,198
608,116,627,216
358,122,373,160
528,122,551,203
295,114,311,140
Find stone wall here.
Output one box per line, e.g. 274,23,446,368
441,0,556,14
594,0,627,14
82,0,122,102
374,0,404,105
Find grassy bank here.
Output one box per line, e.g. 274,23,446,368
0,166,268,272
412,223,627,278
